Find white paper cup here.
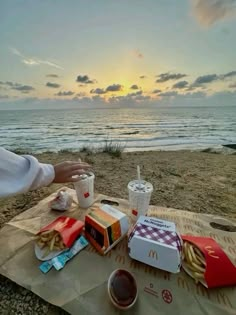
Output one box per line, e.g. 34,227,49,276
128,180,153,222
73,172,95,208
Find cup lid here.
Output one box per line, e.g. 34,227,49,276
128,180,153,192
79,174,88,179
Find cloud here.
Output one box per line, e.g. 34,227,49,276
156,72,187,83
172,80,189,89
108,92,149,105
192,74,218,86
134,95,150,101
46,82,61,88
0,81,35,93
10,47,63,69
189,71,236,88
127,90,143,97
0,81,18,87
90,84,123,94
76,92,86,97
76,75,95,84
106,84,123,92
130,84,139,90
90,88,106,95
192,0,236,27
229,82,236,88
132,49,144,59
153,89,162,94
12,85,35,93
159,91,179,97
46,74,59,78
184,91,206,98
55,91,74,96
223,70,236,78
139,75,146,79
0,94,9,99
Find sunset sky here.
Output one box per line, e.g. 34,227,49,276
0,0,236,109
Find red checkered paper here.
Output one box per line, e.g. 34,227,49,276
129,222,182,253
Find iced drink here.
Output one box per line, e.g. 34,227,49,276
73,172,95,208
128,180,153,222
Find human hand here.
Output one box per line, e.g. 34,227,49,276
53,161,91,183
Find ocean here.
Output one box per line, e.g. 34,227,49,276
0,106,235,153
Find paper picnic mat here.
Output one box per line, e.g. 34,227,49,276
0,188,236,315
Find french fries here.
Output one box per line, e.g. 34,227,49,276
182,241,206,284
35,230,66,258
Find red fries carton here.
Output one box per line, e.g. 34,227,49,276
182,235,236,288
38,216,84,248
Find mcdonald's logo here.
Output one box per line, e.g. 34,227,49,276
149,250,158,260
163,272,170,281
53,217,70,230
144,265,157,276
204,246,219,259
86,245,97,253
177,277,190,291
196,284,210,299
184,225,194,232
129,260,141,270
217,292,233,308
115,254,125,264
116,241,127,252
228,246,236,255
106,251,112,258
223,236,235,245
209,233,220,242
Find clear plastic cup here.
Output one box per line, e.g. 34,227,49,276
73,172,95,208
128,180,153,222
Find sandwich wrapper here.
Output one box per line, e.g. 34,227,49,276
49,189,73,211
35,216,84,261
128,216,182,273
182,235,236,288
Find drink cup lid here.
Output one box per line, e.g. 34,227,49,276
128,180,153,192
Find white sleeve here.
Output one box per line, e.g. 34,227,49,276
0,148,55,197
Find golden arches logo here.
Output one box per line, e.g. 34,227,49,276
115,255,125,264
148,250,158,260
204,246,219,259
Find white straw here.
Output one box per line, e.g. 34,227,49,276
137,165,141,187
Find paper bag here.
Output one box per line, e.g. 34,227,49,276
0,188,236,315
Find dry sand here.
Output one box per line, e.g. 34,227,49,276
0,150,236,314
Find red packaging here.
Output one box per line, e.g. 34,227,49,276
182,235,236,288
38,216,84,248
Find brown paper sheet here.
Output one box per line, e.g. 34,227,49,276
0,188,236,315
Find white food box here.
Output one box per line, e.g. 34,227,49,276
128,216,182,273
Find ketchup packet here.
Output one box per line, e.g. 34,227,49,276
182,235,236,288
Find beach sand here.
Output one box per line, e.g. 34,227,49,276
0,150,236,314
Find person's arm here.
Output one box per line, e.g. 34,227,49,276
0,148,55,197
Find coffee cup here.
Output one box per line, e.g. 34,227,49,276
73,172,95,208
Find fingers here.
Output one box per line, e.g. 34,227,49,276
68,163,91,172
70,169,90,177
64,161,90,168
70,176,83,182
53,159,93,184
